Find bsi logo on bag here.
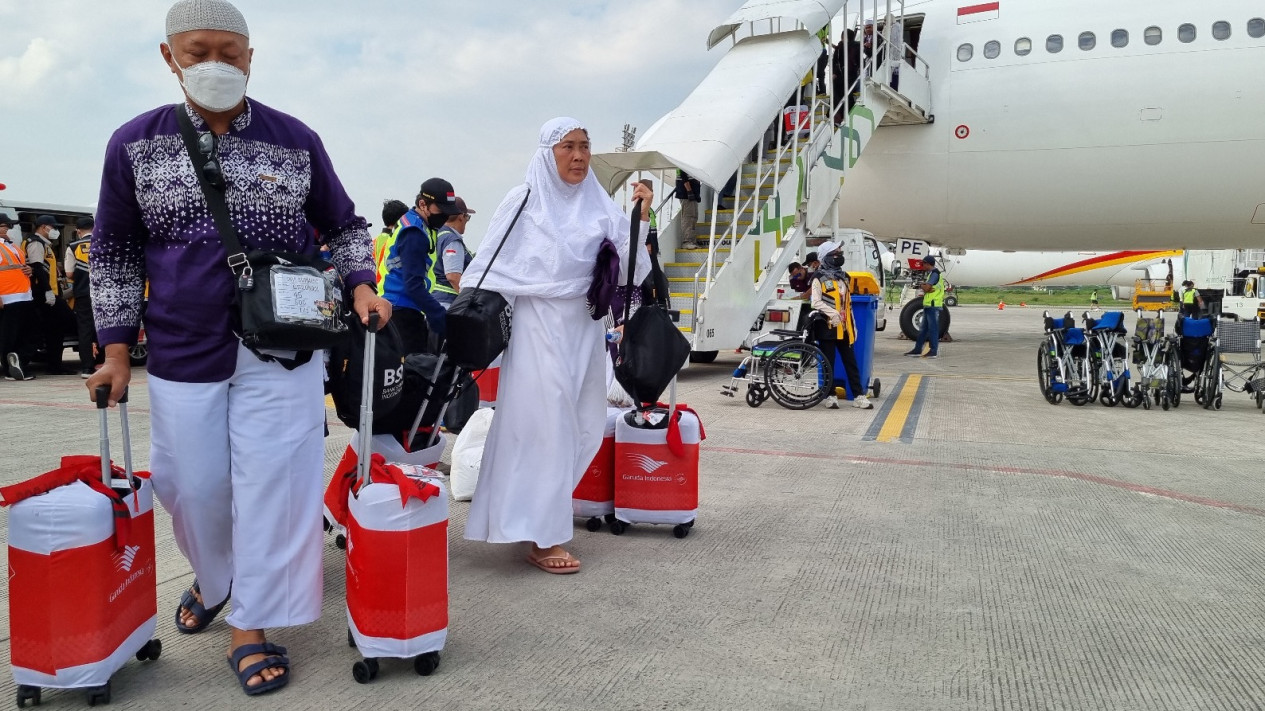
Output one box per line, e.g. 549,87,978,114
382,363,405,400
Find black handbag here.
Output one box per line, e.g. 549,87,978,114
175,106,349,358
614,200,692,405
445,188,531,371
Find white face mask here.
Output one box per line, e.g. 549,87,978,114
177,60,248,113
48,228,60,241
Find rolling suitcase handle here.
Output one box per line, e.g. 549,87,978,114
358,313,381,489
406,353,454,452
95,385,136,491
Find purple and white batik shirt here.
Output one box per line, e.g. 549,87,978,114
92,100,374,383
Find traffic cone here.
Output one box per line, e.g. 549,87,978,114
1020,302,1027,307
998,299,1005,310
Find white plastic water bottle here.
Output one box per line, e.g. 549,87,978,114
605,329,623,345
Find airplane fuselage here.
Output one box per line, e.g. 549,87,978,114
838,0,1265,251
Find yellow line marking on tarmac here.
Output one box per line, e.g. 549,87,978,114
876,374,922,443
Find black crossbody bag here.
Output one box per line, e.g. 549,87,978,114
444,188,531,371
175,106,349,362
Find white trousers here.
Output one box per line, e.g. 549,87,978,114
148,344,325,630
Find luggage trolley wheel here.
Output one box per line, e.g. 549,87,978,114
672,520,695,539
352,658,379,684
85,682,111,707
413,651,441,676
134,638,163,662
15,685,40,708
609,520,628,535
335,533,347,550
870,378,881,399
585,517,603,532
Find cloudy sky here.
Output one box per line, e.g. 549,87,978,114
0,0,735,246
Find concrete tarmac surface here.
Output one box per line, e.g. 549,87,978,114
1,305,1262,710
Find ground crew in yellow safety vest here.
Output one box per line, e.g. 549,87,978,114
374,199,410,290
810,243,873,410
905,254,944,359
0,214,38,380
65,216,100,377
1180,280,1203,319
25,215,68,374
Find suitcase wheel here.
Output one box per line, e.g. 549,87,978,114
335,534,347,550
85,682,110,707
609,520,628,536
15,685,40,708
135,638,163,662
352,658,379,684
604,513,617,525
413,652,441,677
584,517,602,533
673,524,690,539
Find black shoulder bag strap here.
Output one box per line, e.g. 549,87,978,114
174,104,312,369
470,187,531,292
621,200,642,325
174,105,252,286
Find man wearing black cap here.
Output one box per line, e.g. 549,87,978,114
66,216,99,377
380,177,461,353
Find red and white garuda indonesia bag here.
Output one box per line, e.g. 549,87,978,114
2,390,160,704
573,407,625,531
612,403,704,538
472,354,501,408
325,315,448,683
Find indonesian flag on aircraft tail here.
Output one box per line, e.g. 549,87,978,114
957,2,999,23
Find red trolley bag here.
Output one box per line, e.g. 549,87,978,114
572,407,626,532
2,387,161,707
472,354,501,409
611,385,705,539
331,314,449,683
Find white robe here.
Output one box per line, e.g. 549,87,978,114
464,295,606,547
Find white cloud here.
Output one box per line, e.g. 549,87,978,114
0,0,734,247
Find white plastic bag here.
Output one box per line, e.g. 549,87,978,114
451,408,494,501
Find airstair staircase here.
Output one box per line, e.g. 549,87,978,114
600,0,933,356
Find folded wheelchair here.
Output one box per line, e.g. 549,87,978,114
1036,311,1095,406
1192,316,1264,411
1122,311,1181,410
1084,310,1130,407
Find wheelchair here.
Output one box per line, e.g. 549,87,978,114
1193,315,1264,411
1084,310,1130,407
721,313,834,410
1122,311,1181,410
1037,311,1095,406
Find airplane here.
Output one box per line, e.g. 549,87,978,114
838,0,1265,252
597,0,1265,356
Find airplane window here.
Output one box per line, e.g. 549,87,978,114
1144,26,1163,45
1178,23,1196,43
1212,21,1231,40
1079,32,1096,50
1047,34,1063,53
1111,29,1129,47
984,40,1000,59
1014,37,1032,55
1250,18,1265,38
957,43,974,61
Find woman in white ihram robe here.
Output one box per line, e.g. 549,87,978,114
463,117,651,574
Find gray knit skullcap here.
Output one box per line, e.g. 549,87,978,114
165,0,250,39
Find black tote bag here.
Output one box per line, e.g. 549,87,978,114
614,200,692,405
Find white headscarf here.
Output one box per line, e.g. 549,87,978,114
464,117,649,300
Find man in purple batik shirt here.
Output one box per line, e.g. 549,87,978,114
88,0,391,697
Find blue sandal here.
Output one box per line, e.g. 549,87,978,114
227,642,290,696
174,580,228,634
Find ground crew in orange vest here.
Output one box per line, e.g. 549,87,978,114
0,214,37,380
